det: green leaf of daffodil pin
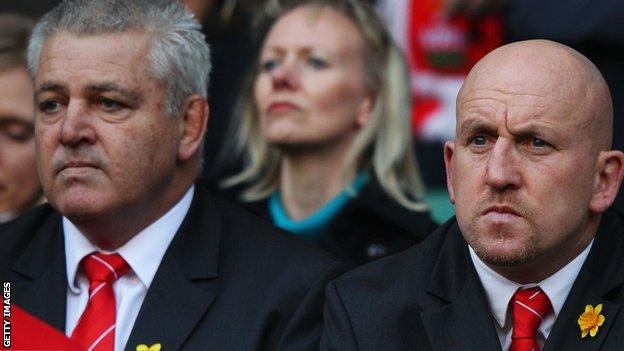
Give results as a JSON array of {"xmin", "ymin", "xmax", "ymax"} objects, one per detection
[
  {"xmin": 578, "ymin": 304, "xmax": 606, "ymax": 338},
  {"xmin": 136, "ymin": 343, "xmax": 161, "ymax": 351}
]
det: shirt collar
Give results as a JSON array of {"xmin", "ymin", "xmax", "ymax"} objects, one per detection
[
  {"xmin": 470, "ymin": 239, "xmax": 593, "ymax": 328},
  {"xmin": 64, "ymin": 186, "xmax": 195, "ymax": 293}
]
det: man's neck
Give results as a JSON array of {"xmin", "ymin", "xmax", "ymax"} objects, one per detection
[{"xmin": 70, "ymin": 183, "xmax": 194, "ymax": 250}]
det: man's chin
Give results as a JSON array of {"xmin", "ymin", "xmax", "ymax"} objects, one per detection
[
  {"xmin": 51, "ymin": 194, "xmax": 111, "ymax": 223},
  {"xmin": 472, "ymin": 239, "xmax": 536, "ymax": 267},
  {"xmin": 57, "ymin": 204, "xmax": 100, "ymax": 222}
]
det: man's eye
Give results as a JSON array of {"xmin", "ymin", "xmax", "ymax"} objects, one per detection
[
  {"xmin": 100, "ymin": 98, "xmax": 121, "ymax": 111},
  {"xmin": 532, "ymin": 138, "xmax": 547, "ymax": 147},
  {"xmin": 471, "ymin": 135, "xmax": 487, "ymax": 146},
  {"xmin": 40, "ymin": 100, "xmax": 62, "ymax": 114},
  {"xmin": 307, "ymin": 57, "xmax": 328, "ymax": 69}
]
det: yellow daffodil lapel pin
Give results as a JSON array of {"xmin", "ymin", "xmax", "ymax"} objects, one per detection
[
  {"xmin": 578, "ymin": 304, "xmax": 605, "ymax": 338},
  {"xmin": 136, "ymin": 343, "xmax": 161, "ymax": 351}
]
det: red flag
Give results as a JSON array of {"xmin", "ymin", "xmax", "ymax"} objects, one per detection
[
  {"xmin": 2, "ymin": 305, "xmax": 84, "ymax": 350},
  {"xmin": 379, "ymin": 0, "xmax": 503, "ymax": 140}
]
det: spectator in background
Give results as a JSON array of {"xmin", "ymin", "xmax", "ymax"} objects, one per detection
[
  {"xmin": 220, "ymin": 0, "xmax": 437, "ymax": 267},
  {"xmin": 377, "ymin": 0, "xmax": 503, "ymax": 223},
  {"xmin": 0, "ymin": 14, "xmax": 42, "ymax": 223},
  {"xmin": 181, "ymin": 0, "xmax": 378, "ymax": 186}
]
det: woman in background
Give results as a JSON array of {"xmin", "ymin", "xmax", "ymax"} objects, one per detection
[
  {"xmin": 221, "ymin": 0, "xmax": 437, "ymax": 267},
  {"xmin": 0, "ymin": 14, "xmax": 43, "ymax": 223}
]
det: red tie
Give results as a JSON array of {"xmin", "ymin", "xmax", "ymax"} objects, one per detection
[
  {"xmin": 71, "ymin": 253, "xmax": 130, "ymax": 351},
  {"xmin": 509, "ymin": 287, "xmax": 552, "ymax": 351}
]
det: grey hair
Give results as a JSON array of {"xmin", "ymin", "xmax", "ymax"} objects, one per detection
[
  {"xmin": 27, "ymin": 0, "xmax": 211, "ymax": 118},
  {"xmin": 221, "ymin": 0, "xmax": 428, "ymax": 211}
]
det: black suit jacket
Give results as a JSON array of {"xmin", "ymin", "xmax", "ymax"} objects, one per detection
[
  {"xmin": 240, "ymin": 177, "xmax": 437, "ymax": 268},
  {"xmin": 320, "ymin": 208, "xmax": 624, "ymax": 350},
  {"xmin": 0, "ymin": 187, "xmax": 346, "ymax": 350}
]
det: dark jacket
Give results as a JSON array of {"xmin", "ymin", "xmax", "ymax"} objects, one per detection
[
  {"xmin": 0, "ymin": 187, "xmax": 346, "ymax": 350},
  {"xmin": 320, "ymin": 208, "xmax": 624, "ymax": 350},
  {"xmin": 242, "ymin": 178, "xmax": 438, "ymax": 268}
]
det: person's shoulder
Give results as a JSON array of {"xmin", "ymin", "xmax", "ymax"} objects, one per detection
[
  {"xmin": 208, "ymin": 195, "xmax": 345, "ymax": 271},
  {"xmin": 0, "ymin": 204, "xmax": 57, "ymax": 244},
  {"xmin": 0, "ymin": 204, "xmax": 59, "ymax": 273},
  {"xmin": 320, "ymin": 219, "xmax": 455, "ymax": 336},
  {"xmin": 330, "ymin": 218, "xmax": 454, "ymax": 299},
  {"xmin": 349, "ymin": 177, "xmax": 438, "ymax": 240},
  {"xmin": 603, "ymin": 206, "xmax": 624, "ymax": 229}
]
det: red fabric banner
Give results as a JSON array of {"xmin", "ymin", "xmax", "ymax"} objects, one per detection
[{"xmin": 2, "ymin": 305, "xmax": 83, "ymax": 351}]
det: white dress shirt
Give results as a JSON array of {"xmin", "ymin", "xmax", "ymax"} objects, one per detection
[
  {"xmin": 64, "ymin": 186, "xmax": 194, "ymax": 351},
  {"xmin": 469, "ymin": 239, "xmax": 593, "ymax": 350}
]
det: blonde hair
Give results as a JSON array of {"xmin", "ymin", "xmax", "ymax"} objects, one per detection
[{"xmin": 221, "ymin": 0, "xmax": 427, "ymax": 211}]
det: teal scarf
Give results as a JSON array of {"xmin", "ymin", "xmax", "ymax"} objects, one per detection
[{"xmin": 269, "ymin": 172, "xmax": 370, "ymax": 240}]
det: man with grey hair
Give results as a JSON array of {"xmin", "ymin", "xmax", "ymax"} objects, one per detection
[{"xmin": 0, "ymin": 1, "xmax": 345, "ymax": 350}]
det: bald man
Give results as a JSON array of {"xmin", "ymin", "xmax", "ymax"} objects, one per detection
[{"xmin": 320, "ymin": 40, "xmax": 624, "ymax": 351}]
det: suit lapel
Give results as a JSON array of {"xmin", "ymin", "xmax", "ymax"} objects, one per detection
[
  {"xmin": 125, "ymin": 188, "xmax": 221, "ymax": 350},
  {"xmin": 549, "ymin": 297, "xmax": 620, "ymax": 351},
  {"xmin": 543, "ymin": 209, "xmax": 624, "ymax": 351},
  {"xmin": 421, "ymin": 222, "xmax": 502, "ymax": 351},
  {"xmin": 12, "ymin": 211, "xmax": 67, "ymax": 332}
]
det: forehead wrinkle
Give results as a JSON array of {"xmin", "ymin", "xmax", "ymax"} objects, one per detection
[
  {"xmin": 456, "ymin": 115, "xmax": 499, "ymax": 142},
  {"xmin": 505, "ymin": 97, "xmax": 548, "ymax": 126},
  {"xmin": 459, "ymin": 85, "xmax": 559, "ymax": 130}
]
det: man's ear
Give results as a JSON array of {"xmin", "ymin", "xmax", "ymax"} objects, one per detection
[
  {"xmin": 589, "ymin": 150, "xmax": 624, "ymax": 213},
  {"xmin": 444, "ymin": 141, "xmax": 456, "ymax": 204},
  {"xmin": 177, "ymin": 94, "xmax": 209, "ymax": 161}
]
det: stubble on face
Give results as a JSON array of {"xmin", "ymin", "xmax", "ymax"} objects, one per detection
[
  {"xmin": 460, "ymin": 189, "xmax": 538, "ymax": 266},
  {"xmin": 449, "ymin": 40, "xmax": 613, "ymax": 281}
]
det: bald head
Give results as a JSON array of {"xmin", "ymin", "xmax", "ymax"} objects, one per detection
[
  {"xmin": 446, "ymin": 40, "xmax": 624, "ymax": 283},
  {"xmin": 458, "ymin": 40, "xmax": 613, "ymax": 150}
]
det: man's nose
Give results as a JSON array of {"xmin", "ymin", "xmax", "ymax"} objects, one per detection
[
  {"xmin": 60, "ymin": 101, "xmax": 96, "ymax": 146},
  {"xmin": 485, "ymin": 139, "xmax": 522, "ymax": 191}
]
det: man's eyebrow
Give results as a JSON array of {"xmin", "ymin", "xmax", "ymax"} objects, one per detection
[
  {"xmin": 458, "ymin": 117, "xmax": 496, "ymax": 135},
  {"xmin": 508, "ymin": 120, "xmax": 561, "ymax": 140},
  {"xmin": 34, "ymin": 82, "xmax": 68, "ymax": 101},
  {"xmin": 86, "ymin": 83, "xmax": 143, "ymax": 103}
]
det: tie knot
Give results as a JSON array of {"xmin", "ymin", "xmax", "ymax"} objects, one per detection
[
  {"xmin": 511, "ymin": 287, "xmax": 552, "ymax": 340},
  {"xmin": 81, "ymin": 252, "xmax": 130, "ymax": 284}
]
